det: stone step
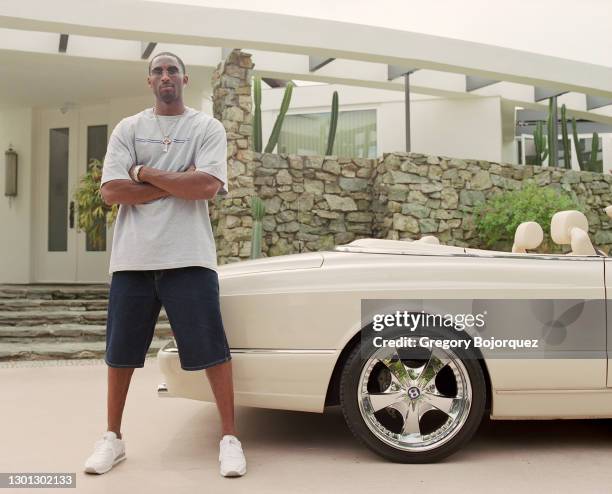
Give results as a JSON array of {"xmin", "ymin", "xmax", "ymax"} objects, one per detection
[
  {"xmin": 0, "ymin": 322, "xmax": 173, "ymax": 340},
  {"xmin": 0, "ymin": 338, "xmax": 170, "ymax": 361},
  {"xmin": 0, "ymin": 309, "xmax": 169, "ymax": 326},
  {"xmin": 0, "ymin": 298, "xmax": 109, "ymax": 312},
  {"xmin": 0, "ymin": 284, "xmax": 109, "ymax": 300}
]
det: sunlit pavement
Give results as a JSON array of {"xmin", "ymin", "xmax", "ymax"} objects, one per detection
[{"xmin": 2, "ymin": 358, "xmax": 612, "ymax": 494}]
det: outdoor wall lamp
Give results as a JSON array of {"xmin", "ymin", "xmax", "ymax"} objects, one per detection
[{"xmin": 5, "ymin": 145, "xmax": 18, "ymax": 197}]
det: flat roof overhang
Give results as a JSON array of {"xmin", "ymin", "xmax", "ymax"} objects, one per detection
[
  {"xmin": 0, "ymin": 0, "xmax": 610, "ymax": 98},
  {"xmin": 0, "ymin": 0, "xmax": 610, "ymax": 125}
]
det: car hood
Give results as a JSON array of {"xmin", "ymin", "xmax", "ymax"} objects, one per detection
[{"xmin": 218, "ymin": 252, "xmax": 324, "ymax": 277}]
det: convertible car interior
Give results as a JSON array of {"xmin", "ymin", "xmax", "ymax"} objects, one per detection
[
  {"xmin": 344, "ymin": 208, "xmax": 610, "ymax": 257},
  {"xmin": 411, "ymin": 208, "xmax": 609, "ymax": 257}
]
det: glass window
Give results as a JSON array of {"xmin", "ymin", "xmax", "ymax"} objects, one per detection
[
  {"xmin": 277, "ymin": 109, "xmax": 377, "ymax": 158},
  {"xmin": 516, "ymin": 137, "xmax": 523, "ymax": 165},
  {"xmin": 555, "ymin": 138, "xmax": 568, "ymax": 166},
  {"xmin": 523, "ymin": 136, "xmax": 538, "ymax": 166},
  {"xmin": 48, "ymin": 128, "xmax": 69, "ymax": 252},
  {"xmin": 521, "ymin": 136, "xmax": 565, "ymax": 166}
]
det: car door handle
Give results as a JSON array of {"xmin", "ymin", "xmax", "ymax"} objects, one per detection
[{"xmin": 69, "ymin": 201, "xmax": 74, "ymax": 229}]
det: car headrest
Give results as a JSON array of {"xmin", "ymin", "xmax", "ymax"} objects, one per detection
[
  {"xmin": 570, "ymin": 228, "xmax": 597, "ymax": 255},
  {"xmin": 606, "ymin": 205, "xmax": 612, "ymax": 219},
  {"xmin": 550, "ymin": 210, "xmax": 597, "ymax": 255},
  {"xmin": 550, "ymin": 210, "xmax": 589, "ymax": 245},
  {"xmin": 415, "ymin": 236, "xmax": 440, "ymax": 245},
  {"xmin": 512, "ymin": 222, "xmax": 543, "ymax": 253}
]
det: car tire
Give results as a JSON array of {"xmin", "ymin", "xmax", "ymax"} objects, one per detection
[{"xmin": 339, "ymin": 327, "xmax": 486, "ymax": 463}]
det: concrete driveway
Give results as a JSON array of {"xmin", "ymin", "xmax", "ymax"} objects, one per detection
[{"xmin": 2, "ymin": 358, "xmax": 612, "ymax": 494}]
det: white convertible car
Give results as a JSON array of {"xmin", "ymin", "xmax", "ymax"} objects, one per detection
[{"xmin": 158, "ymin": 209, "xmax": 612, "ymax": 463}]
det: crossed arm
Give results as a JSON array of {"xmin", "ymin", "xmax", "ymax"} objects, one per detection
[{"xmin": 101, "ymin": 164, "xmax": 223, "ymax": 205}]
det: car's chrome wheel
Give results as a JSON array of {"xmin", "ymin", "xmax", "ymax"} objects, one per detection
[
  {"xmin": 358, "ymin": 345, "xmax": 472, "ymax": 452},
  {"xmin": 340, "ymin": 329, "xmax": 486, "ymax": 463}
]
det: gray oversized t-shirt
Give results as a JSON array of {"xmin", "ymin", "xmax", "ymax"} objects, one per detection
[{"xmin": 100, "ymin": 106, "xmax": 227, "ymax": 274}]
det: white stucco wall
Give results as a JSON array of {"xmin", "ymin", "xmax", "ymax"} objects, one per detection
[
  {"xmin": 0, "ymin": 107, "xmax": 33, "ymax": 283},
  {"xmin": 410, "ymin": 97, "xmax": 502, "ymax": 162},
  {"xmin": 500, "ymin": 101, "xmax": 518, "ymax": 164},
  {"xmin": 261, "ymin": 84, "xmax": 504, "ymax": 162}
]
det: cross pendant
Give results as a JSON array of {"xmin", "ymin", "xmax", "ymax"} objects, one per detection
[{"xmin": 162, "ymin": 137, "xmax": 172, "ymax": 152}]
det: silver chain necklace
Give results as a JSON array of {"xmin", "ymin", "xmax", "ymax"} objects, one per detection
[{"xmin": 153, "ymin": 107, "xmax": 186, "ymax": 152}]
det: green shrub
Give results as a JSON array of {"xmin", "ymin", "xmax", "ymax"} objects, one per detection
[
  {"xmin": 73, "ymin": 159, "xmax": 118, "ymax": 250},
  {"xmin": 474, "ymin": 183, "xmax": 582, "ymax": 251}
]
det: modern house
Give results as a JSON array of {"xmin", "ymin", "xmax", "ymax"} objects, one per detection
[{"xmin": 1, "ymin": 0, "xmax": 611, "ymax": 284}]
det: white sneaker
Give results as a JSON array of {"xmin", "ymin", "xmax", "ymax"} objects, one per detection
[
  {"xmin": 219, "ymin": 435, "xmax": 246, "ymax": 477},
  {"xmin": 84, "ymin": 431, "xmax": 126, "ymax": 474}
]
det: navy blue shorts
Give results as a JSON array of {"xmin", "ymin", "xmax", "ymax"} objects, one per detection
[{"xmin": 105, "ymin": 266, "xmax": 231, "ymax": 371}]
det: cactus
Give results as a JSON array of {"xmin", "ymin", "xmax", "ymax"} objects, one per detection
[
  {"xmin": 547, "ymin": 97, "xmax": 557, "ymax": 167},
  {"xmin": 560, "ymin": 104, "xmax": 571, "ymax": 169},
  {"xmin": 264, "ymin": 82, "xmax": 294, "ymax": 153},
  {"xmin": 325, "ymin": 91, "xmax": 339, "ymax": 156},
  {"xmin": 533, "ymin": 121, "xmax": 548, "ymax": 167},
  {"xmin": 250, "ymin": 196, "xmax": 265, "ymax": 259},
  {"xmin": 588, "ymin": 132, "xmax": 602, "ymax": 173},
  {"xmin": 252, "ymin": 76, "xmax": 262, "ymax": 152},
  {"xmin": 571, "ymin": 118, "xmax": 602, "ymax": 173}
]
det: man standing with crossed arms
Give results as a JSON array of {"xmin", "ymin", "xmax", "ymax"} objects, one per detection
[{"xmin": 84, "ymin": 52, "xmax": 246, "ymax": 477}]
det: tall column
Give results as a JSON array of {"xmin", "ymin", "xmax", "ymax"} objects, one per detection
[
  {"xmin": 550, "ymin": 95, "xmax": 558, "ymax": 167},
  {"xmin": 404, "ymin": 73, "xmax": 411, "ymax": 152},
  {"xmin": 210, "ymin": 49, "xmax": 255, "ymax": 264}
]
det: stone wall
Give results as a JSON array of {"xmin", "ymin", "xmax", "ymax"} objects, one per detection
[
  {"xmin": 373, "ymin": 153, "xmax": 612, "ymax": 250},
  {"xmin": 215, "ymin": 151, "xmax": 612, "ymax": 262},
  {"xmin": 210, "ymin": 50, "xmax": 612, "ymax": 263},
  {"xmin": 253, "ymin": 154, "xmax": 376, "ymax": 257}
]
